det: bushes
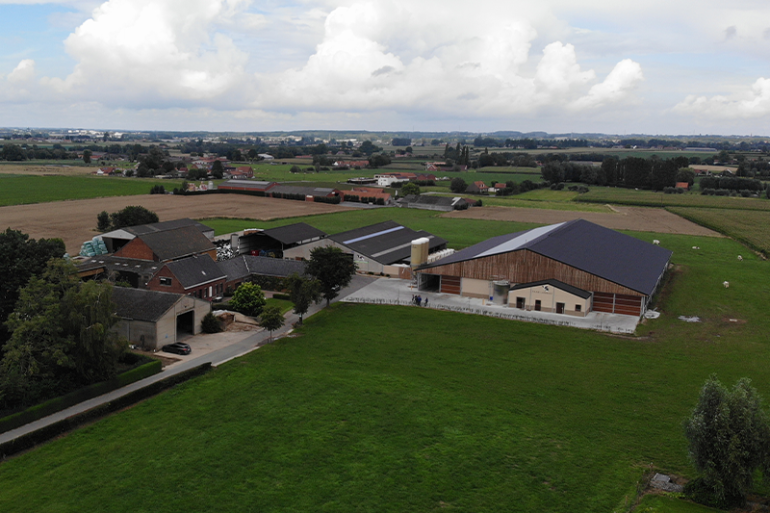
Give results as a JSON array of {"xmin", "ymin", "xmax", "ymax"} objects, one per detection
[
  {"xmin": 272, "ymin": 293, "xmax": 291, "ymax": 301},
  {"xmin": 0, "ymin": 363, "xmax": 210, "ymax": 459},
  {"xmin": 0, "ymin": 358, "xmax": 161, "ymax": 435},
  {"xmin": 149, "ymin": 184, "xmax": 166, "ymax": 194},
  {"xmin": 663, "ymin": 187, "xmax": 685, "ymax": 194},
  {"xmin": 201, "ymin": 312, "xmax": 222, "ymax": 333}
]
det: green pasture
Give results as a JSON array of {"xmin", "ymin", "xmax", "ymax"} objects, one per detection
[
  {"xmin": 577, "ymin": 187, "xmax": 770, "ymax": 211},
  {"xmin": 0, "ymin": 175, "xmax": 182, "ymax": 207},
  {"xmin": 0, "ymin": 232, "xmax": 768, "ymax": 512},
  {"xmin": 667, "ymin": 207, "xmax": 770, "ymax": 254},
  {"xmin": 634, "ymin": 495, "xmax": 722, "ymax": 513}
]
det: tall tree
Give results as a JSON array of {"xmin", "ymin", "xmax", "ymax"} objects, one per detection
[
  {"xmin": 260, "ymin": 305, "xmax": 285, "ymax": 341},
  {"xmin": 286, "ymin": 273, "xmax": 321, "ymax": 324},
  {"xmin": 108, "ymin": 205, "xmax": 159, "ymax": 230},
  {"xmin": 0, "ymin": 229, "xmax": 65, "ymax": 345},
  {"xmin": 305, "ymin": 247, "xmax": 357, "ymax": 306},
  {"xmin": 229, "ymin": 282, "xmax": 266, "ymax": 317},
  {"xmin": 684, "ymin": 375, "xmax": 770, "ymax": 508}
]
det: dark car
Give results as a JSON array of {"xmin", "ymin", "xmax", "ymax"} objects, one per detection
[{"xmin": 161, "ymin": 342, "xmax": 192, "ymax": 355}]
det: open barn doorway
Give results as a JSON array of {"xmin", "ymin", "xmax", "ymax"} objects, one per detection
[
  {"xmin": 176, "ymin": 311, "xmax": 194, "ymax": 340},
  {"xmin": 418, "ymin": 274, "xmax": 441, "ymax": 292}
]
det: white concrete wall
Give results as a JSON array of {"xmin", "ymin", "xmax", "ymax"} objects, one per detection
[
  {"xmin": 461, "ymin": 278, "xmax": 490, "ymax": 299},
  {"xmin": 508, "ymin": 284, "xmax": 590, "ymax": 317}
]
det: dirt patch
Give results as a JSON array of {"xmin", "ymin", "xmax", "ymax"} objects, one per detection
[
  {"xmin": 0, "ymin": 164, "xmax": 94, "ymax": 176},
  {"xmin": 442, "ymin": 206, "xmax": 722, "ymax": 237},
  {"xmin": 0, "ymin": 194, "xmax": 353, "ymax": 253}
]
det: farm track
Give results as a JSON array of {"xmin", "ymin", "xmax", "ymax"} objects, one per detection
[
  {"xmin": 0, "ymin": 195, "xmax": 353, "ymax": 253},
  {"xmin": 443, "ymin": 205, "xmax": 723, "ymax": 237}
]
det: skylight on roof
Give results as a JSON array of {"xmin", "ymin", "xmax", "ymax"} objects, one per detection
[
  {"xmin": 476, "ymin": 222, "xmax": 566, "ymax": 258},
  {"xmin": 343, "ymin": 226, "xmax": 404, "ymax": 245}
]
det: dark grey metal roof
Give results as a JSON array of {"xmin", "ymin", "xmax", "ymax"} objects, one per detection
[
  {"xmin": 330, "ymin": 221, "xmax": 447, "ymax": 265},
  {"xmin": 76, "ymin": 255, "xmax": 161, "ymax": 274},
  {"xmin": 112, "ymin": 287, "xmax": 183, "ymax": 322},
  {"xmin": 421, "ymin": 219, "xmax": 672, "ymax": 296},
  {"xmin": 220, "ymin": 180, "xmax": 275, "ymax": 190},
  {"xmin": 165, "ymin": 255, "xmax": 226, "ymax": 289},
  {"xmin": 127, "ymin": 218, "xmax": 213, "ymax": 236},
  {"xmin": 510, "ymin": 279, "xmax": 592, "ymax": 299},
  {"xmin": 262, "ymin": 223, "xmax": 326, "ymax": 245},
  {"xmin": 218, "ymin": 255, "xmax": 307, "ymax": 281},
  {"xmin": 269, "ymin": 185, "xmax": 337, "ymax": 197},
  {"xmin": 403, "ymin": 195, "xmax": 465, "ymax": 207},
  {"xmin": 139, "ymin": 226, "xmax": 216, "ymax": 262}
]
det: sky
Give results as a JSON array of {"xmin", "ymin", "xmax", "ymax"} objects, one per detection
[{"xmin": 1, "ymin": 0, "xmax": 770, "ymax": 135}]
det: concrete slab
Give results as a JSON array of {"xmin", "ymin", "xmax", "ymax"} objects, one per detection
[{"xmin": 341, "ymin": 277, "xmax": 639, "ymax": 334}]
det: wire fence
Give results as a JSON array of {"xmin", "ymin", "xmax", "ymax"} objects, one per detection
[{"xmin": 342, "ymin": 296, "xmax": 636, "ymax": 334}]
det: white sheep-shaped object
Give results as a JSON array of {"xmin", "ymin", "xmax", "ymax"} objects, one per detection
[
  {"xmin": 692, "ymin": 246, "xmax": 700, "ymax": 250},
  {"xmin": 723, "ymin": 281, "xmax": 730, "ymax": 288},
  {"xmin": 737, "ymin": 255, "xmax": 743, "ymax": 261},
  {"xmin": 652, "ymin": 240, "xmax": 660, "ymax": 245}
]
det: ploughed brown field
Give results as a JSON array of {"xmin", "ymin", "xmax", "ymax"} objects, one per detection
[
  {"xmin": 0, "ymin": 194, "xmax": 352, "ymax": 253},
  {"xmin": 442, "ymin": 205, "xmax": 721, "ymax": 237}
]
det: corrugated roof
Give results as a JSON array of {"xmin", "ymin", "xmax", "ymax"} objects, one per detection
[
  {"xmin": 330, "ymin": 221, "xmax": 447, "ymax": 265},
  {"xmin": 127, "ymin": 218, "xmax": 213, "ymax": 236},
  {"xmin": 220, "ymin": 180, "xmax": 275, "ymax": 190},
  {"xmin": 420, "ymin": 219, "xmax": 672, "ymax": 296},
  {"xmin": 262, "ymin": 223, "xmax": 326, "ymax": 245},
  {"xmin": 112, "ymin": 287, "xmax": 183, "ymax": 322},
  {"xmin": 165, "ymin": 255, "xmax": 226, "ymax": 289},
  {"xmin": 218, "ymin": 255, "xmax": 308, "ymax": 282},
  {"xmin": 269, "ymin": 185, "xmax": 337, "ymax": 197},
  {"xmin": 139, "ymin": 226, "xmax": 215, "ymax": 262}
]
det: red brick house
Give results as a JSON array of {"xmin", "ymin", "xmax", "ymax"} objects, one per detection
[
  {"xmin": 113, "ymin": 225, "xmax": 217, "ymax": 263},
  {"xmin": 147, "ymin": 255, "xmax": 227, "ymax": 300}
]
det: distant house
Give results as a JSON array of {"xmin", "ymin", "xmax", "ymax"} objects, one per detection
[
  {"xmin": 488, "ymin": 183, "xmax": 507, "ymax": 193},
  {"xmin": 229, "ymin": 166, "xmax": 254, "ymax": 179},
  {"xmin": 675, "ymin": 182, "xmax": 690, "ymax": 190},
  {"xmin": 113, "ymin": 225, "xmax": 217, "ymax": 263},
  {"xmin": 344, "ymin": 187, "xmax": 392, "ymax": 204},
  {"xmin": 268, "ymin": 185, "xmax": 341, "ymax": 201},
  {"xmin": 466, "ymin": 181, "xmax": 489, "ymax": 194},
  {"xmin": 258, "ymin": 154, "xmax": 274, "ymax": 160}
]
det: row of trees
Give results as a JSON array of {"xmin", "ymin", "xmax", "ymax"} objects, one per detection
[
  {"xmin": 97, "ymin": 206, "xmax": 159, "ymax": 232},
  {"xmin": 540, "ymin": 156, "xmax": 694, "ymax": 190}
]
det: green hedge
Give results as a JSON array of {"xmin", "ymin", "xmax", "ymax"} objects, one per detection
[
  {"xmin": 271, "ymin": 293, "xmax": 291, "ymax": 301},
  {"xmin": 0, "ymin": 363, "xmax": 211, "ymax": 459},
  {"xmin": 0, "ymin": 359, "xmax": 162, "ymax": 435}
]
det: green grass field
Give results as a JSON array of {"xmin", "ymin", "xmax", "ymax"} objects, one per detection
[
  {"xmin": 667, "ymin": 207, "xmax": 770, "ymax": 254},
  {"xmin": 0, "ymin": 175, "xmax": 182, "ymax": 207},
  {"xmin": 577, "ymin": 187, "xmax": 770, "ymax": 211},
  {"xmin": 0, "ymin": 231, "xmax": 767, "ymax": 512}
]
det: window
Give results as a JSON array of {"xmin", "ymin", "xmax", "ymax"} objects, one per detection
[
  {"xmin": 159, "ymin": 277, "xmax": 172, "ymax": 286},
  {"xmin": 575, "ymin": 304, "xmax": 582, "ymax": 312}
]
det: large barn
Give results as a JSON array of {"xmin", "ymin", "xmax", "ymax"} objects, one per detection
[{"xmin": 415, "ymin": 219, "xmax": 672, "ymax": 317}]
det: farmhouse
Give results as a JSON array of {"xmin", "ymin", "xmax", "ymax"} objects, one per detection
[
  {"xmin": 416, "ymin": 219, "xmax": 672, "ymax": 317},
  {"xmin": 465, "ymin": 181, "xmax": 489, "ymax": 194},
  {"xmin": 113, "ymin": 225, "xmax": 217, "ymax": 263},
  {"xmin": 284, "ymin": 220, "xmax": 447, "ymax": 274},
  {"xmin": 111, "ymin": 288, "xmax": 211, "ymax": 351},
  {"xmin": 146, "ymin": 255, "xmax": 227, "ymax": 300}
]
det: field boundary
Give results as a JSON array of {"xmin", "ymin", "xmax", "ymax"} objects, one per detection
[{"xmin": 0, "ymin": 363, "xmax": 211, "ymax": 460}]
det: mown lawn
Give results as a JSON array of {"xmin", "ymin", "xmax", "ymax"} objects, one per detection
[
  {"xmin": 667, "ymin": 207, "xmax": 770, "ymax": 255},
  {"xmin": 0, "ymin": 175, "xmax": 182, "ymax": 207},
  {"xmin": 577, "ymin": 187, "xmax": 770, "ymax": 211},
  {"xmin": 0, "ymin": 230, "xmax": 767, "ymax": 512}
]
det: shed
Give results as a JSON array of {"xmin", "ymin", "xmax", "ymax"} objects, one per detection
[{"xmin": 112, "ymin": 288, "xmax": 211, "ymax": 350}]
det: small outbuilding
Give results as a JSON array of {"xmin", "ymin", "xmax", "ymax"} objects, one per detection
[{"xmin": 111, "ymin": 287, "xmax": 211, "ymax": 350}]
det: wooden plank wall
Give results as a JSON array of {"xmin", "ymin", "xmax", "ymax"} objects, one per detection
[
  {"xmin": 422, "ymin": 250, "xmax": 643, "ymax": 298},
  {"xmin": 440, "ymin": 276, "xmax": 461, "ymax": 295},
  {"xmin": 593, "ymin": 292, "xmax": 643, "ymax": 316}
]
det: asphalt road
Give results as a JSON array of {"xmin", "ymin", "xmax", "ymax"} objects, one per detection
[{"xmin": 0, "ymin": 275, "xmax": 376, "ymax": 445}]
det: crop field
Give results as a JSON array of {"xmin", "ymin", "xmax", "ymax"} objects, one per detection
[
  {"xmin": 0, "ymin": 175, "xmax": 181, "ymax": 207},
  {"xmin": 0, "ymin": 163, "xmax": 95, "ymax": 176},
  {"xmin": 667, "ymin": 207, "xmax": 770, "ymax": 254},
  {"xmin": 577, "ymin": 187, "xmax": 770, "ymax": 211},
  {"xmin": 0, "ymin": 232, "xmax": 767, "ymax": 512}
]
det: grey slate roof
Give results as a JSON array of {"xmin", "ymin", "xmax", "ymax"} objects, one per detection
[
  {"xmin": 126, "ymin": 218, "xmax": 213, "ymax": 236},
  {"xmin": 112, "ymin": 287, "xmax": 183, "ymax": 322},
  {"xmin": 165, "ymin": 255, "xmax": 226, "ymax": 289},
  {"xmin": 510, "ymin": 279, "xmax": 592, "ymax": 299},
  {"xmin": 330, "ymin": 221, "xmax": 447, "ymax": 265},
  {"xmin": 76, "ymin": 255, "xmax": 161, "ymax": 274},
  {"xmin": 420, "ymin": 219, "xmax": 672, "ymax": 296},
  {"xmin": 262, "ymin": 223, "xmax": 326, "ymax": 245},
  {"xmin": 219, "ymin": 255, "xmax": 308, "ymax": 281},
  {"xmin": 139, "ymin": 225, "xmax": 215, "ymax": 262}
]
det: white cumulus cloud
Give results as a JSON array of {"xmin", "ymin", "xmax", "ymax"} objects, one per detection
[{"xmin": 674, "ymin": 77, "xmax": 770, "ymax": 118}]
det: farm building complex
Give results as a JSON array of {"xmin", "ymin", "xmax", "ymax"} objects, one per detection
[{"xmin": 416, "ymin": 219, "xmax": 672, "ymax": 317}]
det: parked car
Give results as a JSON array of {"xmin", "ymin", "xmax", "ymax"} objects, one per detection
[{"xmin": 161, "ymin": 342, "xmax": 192, "ymax": 355}]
